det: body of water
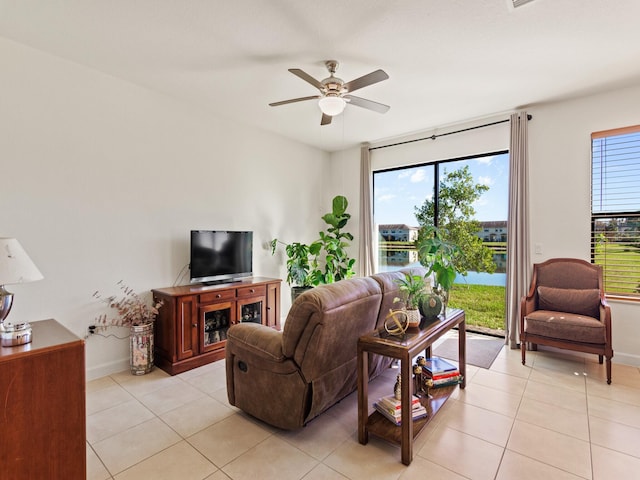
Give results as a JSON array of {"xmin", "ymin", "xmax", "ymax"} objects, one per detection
[
  {"xmin": 380, "ymin": 262, "xmax": 507, "ymax": 287},
  {"xmin": 456, "ymin": 271, "xmax": 506, "ymax": 286}
]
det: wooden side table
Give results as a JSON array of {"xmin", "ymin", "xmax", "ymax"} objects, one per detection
[
  {"xmin": 0, "ymin": 319, "xmax": 86, "ymax": 479},
  {"xmin": 357, "ymin": 309, "xmax": 466, "ymax": 465}
]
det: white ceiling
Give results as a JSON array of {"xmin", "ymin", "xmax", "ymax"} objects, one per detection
[{"xmin": 2, "ymin": 0, "xmax": 640, "ymax": 152}]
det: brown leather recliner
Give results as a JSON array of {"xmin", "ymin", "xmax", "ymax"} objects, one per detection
[
  {"xmin": 225, "ymin": 268, "xmax": 429, "ymax": 429},
  {"xmin": 520, "ymin": 258, "xmax": 613, "ymax": 383},
  {"xmin": 225, "ymin": 276, "xmax": 383, "ymax": 429}
]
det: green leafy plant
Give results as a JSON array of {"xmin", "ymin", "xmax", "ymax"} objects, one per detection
[
  {"xmin": 308, "ymin": 195, "xmax": 356, "ymax": 285},
  {"xmin": 269, "ymin": 239, "xmax": 312, "ymax": 287},
  {"xmin": 393, "ymin": 271, "xmax": 428, "ymax": 310},
  {"xmin": 416, "ymin": 226, "xmax": 462, "ymax": 295}
]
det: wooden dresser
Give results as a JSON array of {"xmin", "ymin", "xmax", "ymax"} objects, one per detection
[{"xmin": 0, "ymin": 319, "xmax": 86, "ymax": 479}]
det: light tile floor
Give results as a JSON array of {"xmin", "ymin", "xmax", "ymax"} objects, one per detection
[{"xmin": 87, "ymin": 336, "xmax": 640, "ymax": 480}]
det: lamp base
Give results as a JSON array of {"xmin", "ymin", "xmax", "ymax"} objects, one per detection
[{"xmin": 1, "ymin": 322, "xmax": 32, "ymax": 347}]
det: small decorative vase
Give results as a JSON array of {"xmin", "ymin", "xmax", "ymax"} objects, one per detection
[
  {"xmin": 405, "ymin": 308, "xmax": 421, "ymax": 329},
  {"xmin": 419, "ymin": 293, "xmax": 443, "ymax": 320},
  {"xmin": 440, "ymin": 290, "xmax": 449, "ymax": 317},
  {"xmin": 394, "ymin": 374, "xmax": 402, "ymax": 400},
  {"xmin": 130, "ymin": 322, "xmax": 154, "ymax": 375}
]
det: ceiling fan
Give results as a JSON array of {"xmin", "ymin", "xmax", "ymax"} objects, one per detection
[{"xmin": 269, "ymin": 60, "xmax": 390, "ymax": 125}]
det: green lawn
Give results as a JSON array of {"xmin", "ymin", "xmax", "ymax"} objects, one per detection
[
  {"xmin": 594, "ymin": 241, "xmax": 640, "ymax": 294},
  {"xmin": 448, "ymin": 283, "xmax": 506, "ymax": 332}
]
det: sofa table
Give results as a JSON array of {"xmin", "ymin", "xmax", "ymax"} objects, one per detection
[{"xmin": 357, "ymin": 308, "xmax": 466, "ymax": 465}]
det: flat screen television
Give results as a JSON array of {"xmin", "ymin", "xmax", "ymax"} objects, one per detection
[{"xmin": 190, "ymin": 230, "xmax": 253, "ymax": 284}]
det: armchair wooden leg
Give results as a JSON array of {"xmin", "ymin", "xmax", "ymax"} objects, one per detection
[
  {"xmin": 598, "ymin": 354, "xmax": 603, "ymax": 364},
  {"xmin": 521, "ymin": 341, "xmax": 526, "ymax": 365},
  {"xmin": 606, "ymin": 356, "xmax": 612, "ymax": 385}
]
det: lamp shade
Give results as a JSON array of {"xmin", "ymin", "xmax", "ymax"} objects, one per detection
[
  {"xmin": 0, "ymin": 238, "xmax": 44, "ymax": 285},
  {"xmin": 318, "ymin": 96, "xmax": 346, "ymax": 116}
]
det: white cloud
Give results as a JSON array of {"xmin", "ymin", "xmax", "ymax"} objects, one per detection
[
  {"xmin": 410, "ymin": 169, "xmax": 426, "ymax": 183},
  {"xmin": 377, "ymin": 193, "xmax": 396, "ymax": 202},
  {"xmin": 478, "ymin": 175, "xmax": 494, "ymax": 186}
]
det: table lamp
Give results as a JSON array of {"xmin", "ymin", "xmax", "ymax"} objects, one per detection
[{"xmin": 0, "ymin": 238, "xmax": 44, "ymax": 347}]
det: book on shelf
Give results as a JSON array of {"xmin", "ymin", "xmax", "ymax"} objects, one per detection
[
  {"xmin": 423, "ymin": 357, "xmax": 458, "ymax": 375},
  {"xmin": 377, "ymin": 394, "xmax": 421, "ymax": 412},
  {"xmin": 374, "ymin": 402, "xmax": 428, "ymax": 425},
  {"xmin": 430, "ymin": 375, "xmax": 463, "ymax": 388},
  {"xmin": 430, "ymin": 370, "xmax": 461, "ymax": 381}
]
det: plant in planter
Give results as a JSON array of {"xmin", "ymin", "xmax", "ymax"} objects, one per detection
[
  {"xmin": 416, "ymin": 226, "xmax": 462, "ymax": 314},
  {"xmin": 270, "ymin": 195, "xmax": 356, "ymax": 299},
  {"xmin": 308, "ymin": 195, "xmax": 356, "ymax": 285},
  {"xmin": 393, "ymin": 271, "xmax": 428, "ymax": 329},
  {"xmin": 93, "ymin": 280, "xmax": 162, "ymax": 375},
  {"xmin": 269, "ymin": 239, "xmax": 313, "ymax": 301}
]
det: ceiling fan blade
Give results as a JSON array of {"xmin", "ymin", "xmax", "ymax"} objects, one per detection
[
  {"xmin": 269, "ymin": 95, "xmax": 320, "ymax": 107},
  {"xmin": 321, "ymin": 113, "xmax": 332, "ymax": 126},
  {"xmin": 289, "ymin": 68, "xmax": 324, "ymax": 90},
  {"xmin": 343, "ymin": 69, "xmax": 389, "ymax": 93},
  {"xmin": 344, "ymin": 95, "xmax": 390, "ymax": 114}
]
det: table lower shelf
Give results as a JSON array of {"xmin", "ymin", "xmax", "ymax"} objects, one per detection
[{"xmin": 366, "ymin": 383, "xmax": 458, "ymax": 444}]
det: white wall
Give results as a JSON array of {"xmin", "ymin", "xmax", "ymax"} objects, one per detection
[
  {"xmin": 332, "ymin": 85, "xmax": 640, "ymax": 366},
  {"xmin": 527, "ymin": 84, "xmax": 640, "ymax": 366},
  {"xmin": 1, "ymin": 38, "xmax": 329, "ymax": 379}
]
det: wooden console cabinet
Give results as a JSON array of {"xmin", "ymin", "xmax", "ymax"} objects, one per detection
[
  {"xmin": 152, "ymin": 277, "xmax": 281, "ymax": 375},
  {"xmin": 0, "ymin": 319, "xmax": 86, "ymax": 479}
]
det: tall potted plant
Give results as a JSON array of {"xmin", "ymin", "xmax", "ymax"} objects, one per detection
[
  {"xmin": 93, "ymin": 281, "xmax": 163, "ymax": 375},
  {"xmin": 308, "ymin": 195, "xmax": 356, "ymax": 285},
  {"xmin": 271, "ymin": 195, "xmax": 356, "ymax": 300}
]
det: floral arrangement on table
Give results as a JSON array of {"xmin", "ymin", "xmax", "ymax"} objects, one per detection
[{"xmin": 93, "ymin": 280, "xmax": 163, "ymax": 329}]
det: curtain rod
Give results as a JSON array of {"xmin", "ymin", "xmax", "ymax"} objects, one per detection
[{"xmin": 369, "ymin": 114, "xmax": 533, "ymax": 151}]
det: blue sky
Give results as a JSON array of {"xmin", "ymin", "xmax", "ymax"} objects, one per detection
[{"xmin": 373, "ymin": 153, "xmax": 509, "ymax": 226}]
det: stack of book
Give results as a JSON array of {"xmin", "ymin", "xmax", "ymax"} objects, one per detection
[
  {"xmin": 423, "ymin": 357, "xmax": 463, "ymax": 388},
  {"xmin": 374, "ymin": 394, "xmax": 427, "ymax": 425}
]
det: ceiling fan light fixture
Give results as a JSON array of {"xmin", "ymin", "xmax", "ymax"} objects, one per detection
[{"xmin": 318, "ymin": 96, "xmax": 346, "ymax": 116}]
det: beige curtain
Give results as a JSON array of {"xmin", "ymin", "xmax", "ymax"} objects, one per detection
[
  {"xmin": 506, "ymin": 112, "xmax": 531, "ymax": 348},
  {"xmin": 359, "ymin": 143, "xmax": 375, "ymax": 276}
]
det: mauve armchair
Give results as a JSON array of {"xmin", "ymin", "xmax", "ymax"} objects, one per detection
[{"xmin": 520, "ymin": 258, "xmax": 613, "ymax": 384}]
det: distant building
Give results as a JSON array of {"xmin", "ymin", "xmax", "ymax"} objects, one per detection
[
  {"xmin": 378, "ymin": 224, "xmax": 419, "ymax": 265},
  {"xmin": 478, "ymin": 221, "xmax": 507, "ymax": 242},
  {"xmin": 378, "ymin": 224, "xmax": 419, "ymax": 242}
]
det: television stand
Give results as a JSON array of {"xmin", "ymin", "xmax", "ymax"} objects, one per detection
[
  {"xmin": 152, "ymin": 277, "xmax": 281, "ymax": 375},
  {"xmin": 201, "ymin": 279, "xmax": 242, "ymax": 286}
]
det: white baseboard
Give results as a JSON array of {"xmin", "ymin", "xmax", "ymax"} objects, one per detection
[
  {"xmin": 613, "ymin": 352, "xmax": 640, "ymax": 367},
  {"xmin": 86, "ymin": 358, "xmax": 129, "ymax": 381}
]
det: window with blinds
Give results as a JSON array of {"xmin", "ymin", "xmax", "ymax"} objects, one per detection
[{"xmin": 591, "ymin": 125, "xmax": 640, "ymax": 297}]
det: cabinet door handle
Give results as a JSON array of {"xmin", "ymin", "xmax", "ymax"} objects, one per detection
[
  {"xmin": 249, "ymin": 289, "xmax": 255, "ymax": 293},
  {"xmin": 192, "ymin": 324, "xmax": 197, "ymax": 328},
  {"xmin": 216, "ymin": 294, "xmax": 222, "ymax": 298}
]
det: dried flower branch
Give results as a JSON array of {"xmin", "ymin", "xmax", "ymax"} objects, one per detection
[{"xmin": 93, "ymin": 280, "xmax": 163, "ymax": 329}]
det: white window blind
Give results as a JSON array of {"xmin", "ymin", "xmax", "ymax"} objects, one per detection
[{"xmin": 591, "ymin": 125, "xmax": 640, "ymax": 296}]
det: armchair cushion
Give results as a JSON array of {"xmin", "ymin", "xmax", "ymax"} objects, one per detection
[
  {"xmin": 537, "ymin": 286, "xmax": 601, "ymax": 319},
  {"xmin": 524, "ymin": 310, "xmax": 605, "ymax": 344}
]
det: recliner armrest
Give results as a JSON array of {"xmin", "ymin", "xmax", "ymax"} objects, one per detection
[{"xmin": 226, "ymin": 322, "xmax": 285, "ymax": 362}]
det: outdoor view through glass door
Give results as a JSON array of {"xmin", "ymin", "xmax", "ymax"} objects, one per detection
[{"xmin": 373, "ymin": 152, "xmax": 509, "ymax": 334}]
